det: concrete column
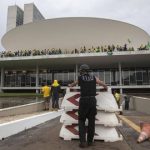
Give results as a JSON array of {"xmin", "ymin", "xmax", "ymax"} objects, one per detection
[
  {"xmin": 118, "ymin": 63, "xmax": 122, "ymax": 94},
  {"xmin": 75, "ymin": 64, "xmax": 78, "ymax": 81},
  {"xmin": 0, "ymin": 68, "xmax": 4, "ymax": 92},
  {"xmin": 36, "ymin": 65, "xmax": 39, "ymax": 94}
]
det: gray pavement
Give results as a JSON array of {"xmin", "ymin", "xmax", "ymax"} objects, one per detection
[
  {"xmin": 0, "ymin": 111, "xmax": 150, "ymax": 150},
  {"xmin": 0, "ymin": 117, "xmax": 130, "ymax": 150}
]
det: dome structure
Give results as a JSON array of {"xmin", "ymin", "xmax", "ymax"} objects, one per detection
[{"xmin": 2, "ymin": 17, "xmax": 150, "ymax": 51}]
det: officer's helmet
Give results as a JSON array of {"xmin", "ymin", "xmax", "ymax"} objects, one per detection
[{"xmin": 79, "ymin": 64, "xmax": 90, "ymax": 72}]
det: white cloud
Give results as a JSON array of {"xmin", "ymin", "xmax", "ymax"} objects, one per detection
[{"xmin": 0, "ymin": 0, "xmax": 150, "ymax": 51}]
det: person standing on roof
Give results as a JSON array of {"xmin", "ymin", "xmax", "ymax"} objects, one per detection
[{"xmin": 68, "ymin": 64, "xmax": 108, "ymax": 148}]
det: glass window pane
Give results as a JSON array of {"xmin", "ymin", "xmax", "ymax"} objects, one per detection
[
  {"xmin": 99, "ymin": 70, "xmax": 104, "ymax": 81},
  {"xmin": 122, "ymin": 70, "xmax": 129, "ymax": 85},
  {"xmin": 130, "ymin": 69, "xmax": 136, "ymax": 85},
  {"xmin": 92, "ymin": 70, "xmax": 99, "ymax": 78},
  {"xmin": 68, "ymin": 71, "xmax": 75, "ymax": 83},
  {"xmin": 136, "ymin": 70, "xmax": 143, "ymax": 81},
  {"xmin": 105, "ymin": 70, "xmax": 111, "ymax": 85},
  {"xmin": 143, "ymin": 70, "xmax": 149, "ymax": 85},
  {"xmin": 111, "ymin": 69, "xmax": 118, "ymax": 86},
  {"xmin": 47, "ymin": 73, "xmax": 52, "ymax": 85}
]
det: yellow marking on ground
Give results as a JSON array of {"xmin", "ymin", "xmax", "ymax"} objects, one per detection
[{"xmin": 118, "ymin": 115, "xmax": 141, "ymax": 133}]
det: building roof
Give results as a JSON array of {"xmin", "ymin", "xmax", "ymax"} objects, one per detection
[
  {"xmin": 2, "ymin": 17, "xmax": 150, "ymax": 51},
  {"xmin": 0, "ymin": 51, "xmax": 150, "ymax": 69}
]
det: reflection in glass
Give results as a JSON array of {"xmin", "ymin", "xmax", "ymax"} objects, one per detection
[
  {"xmin": 105, "ymin": 70, "xmax": 111, "ymax": 85},
  {"xmin": 99, "ymin": 70, "xmax": 104, "ymax": 81},
  {"xmin": 143, "ymin": 70, "xmax": 149, "ymax": 85},
  {"xmin": 122, "ymin": 70, "xmax": 129, "ymax": 85},
  {"xmin": 111, "ymin": 69, "xmax": 119, "ymax": 85},
  {"xmin": 3, "ymin": 68, "xmax": 150, "ymax": 87},
  {"xmin": 130, "ymin": 69, "xmax": 136, "ymax": 85}
]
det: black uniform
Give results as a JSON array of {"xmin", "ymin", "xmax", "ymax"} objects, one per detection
[
  {"xmin": 78, "ymin": 73, "xmax": 97, "ymax": 144},
  {"xmin": 124, "ymin": 95, "xmax": 130, "ymax": 110},
  {"xmin": 51, "ymin": 85, "xmax": 60, "ymax": 109}
]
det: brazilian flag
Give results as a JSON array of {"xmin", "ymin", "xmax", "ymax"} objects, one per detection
[
  {"xmin": 127, "ymin": 38, "xmax": 131, "ymax": 43},
  {"xmin": 147, "ymin": 41, "xmax": 150, "ymax": 49}
]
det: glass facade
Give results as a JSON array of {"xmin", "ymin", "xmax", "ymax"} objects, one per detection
[
  {"xmin": 53, "ymin": 70, "xmax": 75, "ymax": 86},
  {"xmin": 4, "ymin": 69, "xmax": 75, "ymax": 87},
  {"xmin": 16, "ymin": 7, "xmax": 23, "ymax": 27},
  {"xmin": 91, "ymin": 69, "xmax": 119, "ymax": 86},
  {"xmin": 0, "ymin": 72, "xmax": 1, "ymax": 86},
  {"xmin": 33, "ymin": 4, "xmax": 44, "ymax": 21},
  {"xmin": 122, "ymin": 68, "xmax": 150, "ymax": 85},
  {"xmin": 38, "ymin": 69, "xmax": 75, "ymax": 86},
  {"xmin": 39, "ymin": 70, "xmax": 52, "ymax": 86},
  {"xmin": 4, "ymin": 70, "xmax": 36, "ymax": 87},
  {"xmin": 2, "ymin": 67, "xmax": 150, "ymax": 87}
]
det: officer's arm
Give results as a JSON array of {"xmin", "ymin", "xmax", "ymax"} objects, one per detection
[
  {"xmin": 68, "ymin": 81, "xmax": 78, "ymax": 87},
  {"xmin": 95, "ymin": 77, "xmax": 108, "ymax": 91}
]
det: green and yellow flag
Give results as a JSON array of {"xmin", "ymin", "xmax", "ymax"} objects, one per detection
[{"xmin": 127, "ymin": 38, "xmax": 131, "ymax": 43}]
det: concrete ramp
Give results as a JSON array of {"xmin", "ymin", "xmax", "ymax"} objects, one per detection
[{"xmin": 0, "ymin": 110, "xmax": 63, "ymax": 140}]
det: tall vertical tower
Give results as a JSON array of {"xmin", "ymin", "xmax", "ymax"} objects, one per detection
[
  {"xmin": 6, "ymin": 3, "xmax": 45, "ymax": 32},
  {"xmin": 6, "ymin": 5, "xmax": 24, "ymax": 31},
  {"xmin": 23, "ymin": 3, "xmax": 45, "ymax": 24}
]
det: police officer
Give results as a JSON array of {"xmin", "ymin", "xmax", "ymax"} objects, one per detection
[{"xmin": 68, "ymin": 64, "xmax": 108, "ymax": 148}]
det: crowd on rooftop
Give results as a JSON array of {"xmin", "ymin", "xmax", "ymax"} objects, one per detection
[{"xmin": 0, "ymin": 44, "xmax": 149, "ymax": 58}]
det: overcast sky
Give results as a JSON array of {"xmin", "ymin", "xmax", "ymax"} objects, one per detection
[{"xmin": 0, "ymin": 0, "xmax": 150, "ymax": 51}]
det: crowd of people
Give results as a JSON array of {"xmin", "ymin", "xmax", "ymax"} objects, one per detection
[
  {"xmin": 0, "ymin": 44, "xmax": 149, "ymax": 58},
  {"xmin": 138, "ymin": 44, "xmax": 150, "ymax": 50}
]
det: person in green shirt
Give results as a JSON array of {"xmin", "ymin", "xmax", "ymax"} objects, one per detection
[{"xmin": 114, "ymin": 90, "xmax": 121, "ymax": 108}]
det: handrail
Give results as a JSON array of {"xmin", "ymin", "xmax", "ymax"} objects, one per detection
[
  {"xmin": 0, "ymin": 50, "xmax": 150, "ymax": 62},
  {"xmin": 0, "ymin": 49, "xmax": 150, "ymax": 60}
]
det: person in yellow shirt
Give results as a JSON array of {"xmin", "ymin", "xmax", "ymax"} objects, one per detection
[
  {"xmin": 114, "ymin": 90, "xmax": 120, "ymax": 108},
  {"xmin": 41, "ymin": 84, "xmax": 51, "ymax": 110}
]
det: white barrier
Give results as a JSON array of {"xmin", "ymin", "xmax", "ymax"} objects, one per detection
[
  {"xmin": 0, "ymin": 110, "xmax": 63, "ymax": 140},
  {"xmin": 59, "ymin": 87, "xmax": 123, "ymax": 142},
  {"xmin": 61, "ymin": 91, "xmax": 122, "ymax": 112},
  {"xmin": 96, "ymin": 92, "xmax": 122, "ymax": 112},
  {"xmin": 60, "ymin": 110, "xmax": 122, "ymax": 126},
  {"xmin": 59, "ymin": 124, "xmax": 123, "ymax": 142},
  {"xmin": 61, "ymin": 92, "xmax": 79, "ymax": 110}
]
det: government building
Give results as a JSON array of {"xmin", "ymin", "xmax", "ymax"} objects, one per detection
[{"xmin": 0, "ymin": 3, "xmax": 150, "ymax": 94}]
